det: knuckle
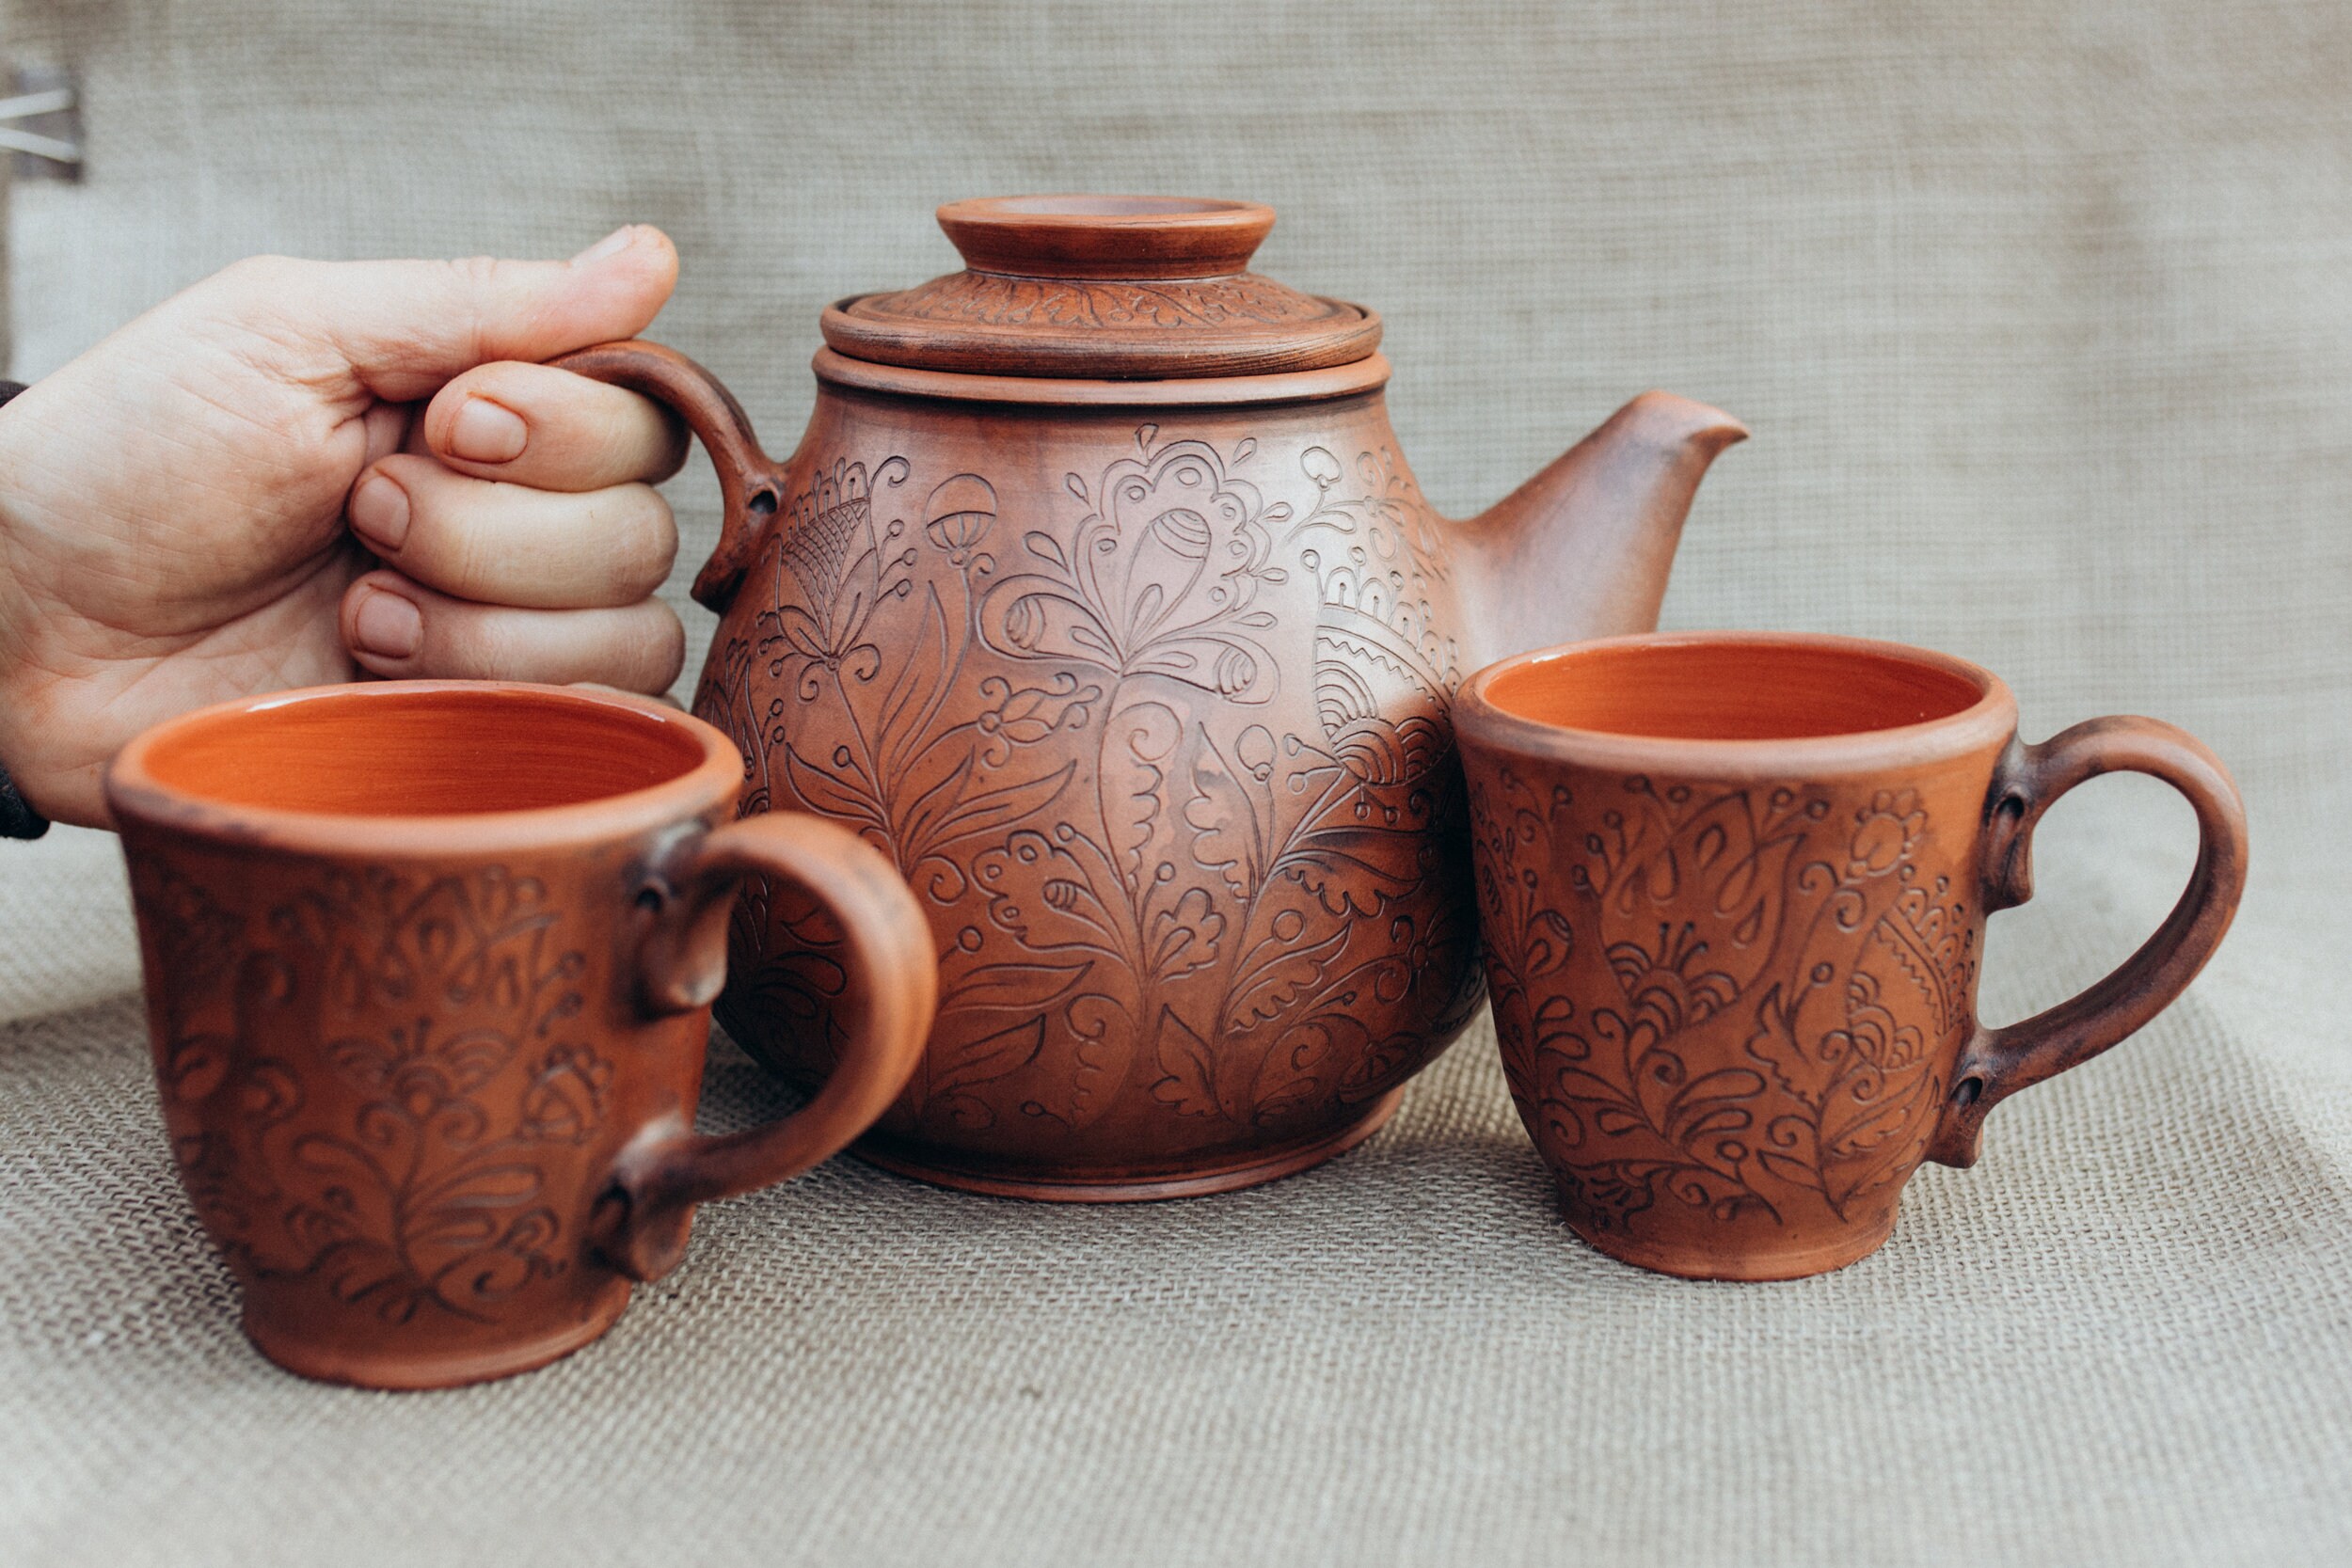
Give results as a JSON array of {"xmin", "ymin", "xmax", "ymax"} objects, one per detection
[
  {"xmin": 642, "ymin": 401, "xmax": 692, "ymax": 480},
  {"xmin": 573, "ymin": 380, "xmax": 687, "ymax": 483},
  {"xmin": 640, "ymin": 604, "xmax": 687, "ymax": 690},
  {"xmin": 443, "ymin": 528, "xmax": 500, "ymax": 599},
  {"xmin": 391, "ymin": 467, "xmax": 511, "ymax": 599},
  {"xmin": 390, "ymin": 524, "xmax": 477, "ymax": 606},
  {"xmin": 439, "ymin": 256, "xmax": 515, "ymax": 361},
  {"xmin": 580, "ymin": 384, "xmax": 676, "ymax": 477},
  {"xmin": 445, "ymin": 254, "xmax": 507, "ymax": 291},
  {"xmin": 575, "ymin": 487, "xmax": 675, "ymax": 600},
  {"xmin": 442, "ymin": 602, "xmax": 517, "ymax": 677},
  {"xmin": 619, "ymin": 486, "xmax": 681, "ymax": 575}
]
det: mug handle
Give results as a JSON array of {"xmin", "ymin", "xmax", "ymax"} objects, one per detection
[
  {"xmin": 592, "ymin": 813, "xmax": 937, "ymax": 1281},
  {"xmin": 1928, "ymin": 716, "xmax": 2249, "ymax": 1167},
  {"xmin": 549, "ymin": 340, "xmax": 781, "ymax": 613}
]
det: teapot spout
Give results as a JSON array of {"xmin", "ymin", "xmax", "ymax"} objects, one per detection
[{"xmin": 1452, "ymin": 391, "xmax": 1747, "ymax": 673}]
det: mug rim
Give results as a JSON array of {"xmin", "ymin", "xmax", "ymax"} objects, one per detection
[
  {"xmin": 105, "ymin": 680, "xmax": 744, "ymax": 856},
  {"xmin": 1454, "ymin": 631, "xmax": 2019, "ymax": 777}
]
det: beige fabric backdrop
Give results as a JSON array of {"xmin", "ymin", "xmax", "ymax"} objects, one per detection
[{"xmin": 3, "ymin": 2, "xmax": 2348, "ymax": 1563}]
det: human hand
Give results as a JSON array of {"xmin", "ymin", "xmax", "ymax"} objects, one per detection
[{"xmin": 0, "ymin": 225, "xmax": 691, "ymax": 828}]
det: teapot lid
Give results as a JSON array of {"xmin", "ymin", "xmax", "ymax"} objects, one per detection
[{"xmin": 819, "ymin": 196, "xmax": 1382, "ymax": 380}]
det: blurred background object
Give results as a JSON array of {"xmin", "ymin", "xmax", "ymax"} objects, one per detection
[{"xmin": 0, "ymin": 61, "xmax": 79, "ymax": 181}]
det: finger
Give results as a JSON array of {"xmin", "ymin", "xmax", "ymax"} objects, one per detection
[
  {"xmin": 360, "ymin": 401, "xmax": 414, "ymax": 469},
  {"xmin": 199, "ymin": 224, "xmax": 678, "ymax": 407},
  {"xmin": 420, "ymin": 361, "xmax": 688, "ymax": 490},
  {"xmin": 346, "ymin": 454, "xmax": 676, "ymax": 609},
  {"xmin": 573, "ymin": 681, "xmax": 683, "ymax": 711},
  {"xmin": 342, "ymin": 571, "xmax": 685, "ymax": 693}
]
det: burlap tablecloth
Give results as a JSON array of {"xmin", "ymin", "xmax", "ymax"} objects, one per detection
[{"xmin": 4, "ymin": 3, "xmax": 2348, "ymax": 1562}]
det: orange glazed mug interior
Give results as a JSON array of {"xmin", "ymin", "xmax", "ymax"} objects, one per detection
[
  {"xmin": 1454, "ymin": 632, "xmax": 2249, "ymax": 1281},
  {"xmin": 128, "ymin": 683, "xmax": 714, "ymax": 816},
  {"xmin": 107, "ymin": 681, "xmax": 936, "ymax": 1388},
  {"xmin": 1479, "ymin": 637, "xmax": 1990, "ymax": 741}
]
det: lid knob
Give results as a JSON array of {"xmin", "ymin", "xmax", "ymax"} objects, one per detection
[{"xmin": 936, "ymin": 196, "xmax": 1276, "ymax": 281}]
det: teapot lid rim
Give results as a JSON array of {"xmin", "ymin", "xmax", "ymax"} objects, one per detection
[
  {"xmin": 818, "ymin": 195, "xmax": 1386, "ymax": 380},
  {"xmin": 810, "ymin": 345, "xmax": 1393, "ymax": 406},
  {"xmin": 821, "ymin": 290, "xmax": 1383, "ymax": 380}
]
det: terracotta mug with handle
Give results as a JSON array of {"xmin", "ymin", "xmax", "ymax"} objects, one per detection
[
  {"xmin": 107, "ymin": 681, "xmax": 937, "ymax": 1387},
  {"xmin": 1455, "ymin": 632, "xmax": 2249, "ymax": 1280}
]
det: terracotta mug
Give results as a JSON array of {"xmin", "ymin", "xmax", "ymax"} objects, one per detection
[
  {"xmin": 106, "ymin": 681, "xmax": 937, "ymax": 1387},
  {"xmin": 1455, "ymin": 632, "xmax": 2249, "ymax": 1280}
]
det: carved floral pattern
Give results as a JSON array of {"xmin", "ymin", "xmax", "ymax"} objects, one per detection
[
  {"xmin": 1471, "ymin": 769, "xmax": 1978, "ymax": 1235},
  {"xmin": 146, "ymin": 863, "xmax": 603, "ymax": 1325},
  {"xmin": 696, "ymin": 421, "xmax": 1483, "ymax": 1157}
]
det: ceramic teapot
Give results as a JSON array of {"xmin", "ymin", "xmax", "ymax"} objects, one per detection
[{"xmin": 558, "ymin": 196, "xmax": 1745, "ymax": 1199}]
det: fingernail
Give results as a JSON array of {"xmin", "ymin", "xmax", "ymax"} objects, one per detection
[
  {"xmin": 448, "ymin": 397, "xmax": 529, "ymax": 464},
  {"xmin": 352, "ymin": 585, "xmax": 423, "ymax": 659},
  {"xmin": 347, "ymin": 473, "xmax": 411, "ymax": 550},
  {"xmin": 571, "ymin": 225, "xmax": 639, "ymax": 264}
]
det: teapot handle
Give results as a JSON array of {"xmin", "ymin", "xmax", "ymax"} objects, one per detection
[{"xmin": 549, "ymin": 341, "xmax": 783, "ymax": 612}]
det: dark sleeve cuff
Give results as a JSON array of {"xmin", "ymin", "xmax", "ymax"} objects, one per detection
[
  {"xmin": 0, "ymin": 378, "xmax": 51, "ymax": 839},
  {"xmin": 0, "ymin": 765, "xmax": 47, "ymax": 840}
]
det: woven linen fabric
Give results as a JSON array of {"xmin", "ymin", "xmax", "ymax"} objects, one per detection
[{"xmin": 3, "ymin": 1, "xmax": 2349, "ymax": 1562}]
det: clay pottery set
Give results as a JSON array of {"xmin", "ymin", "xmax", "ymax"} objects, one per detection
[
  {"xmin": 1455, "ymin": 633, "xmax": 2249, "ymax": 1279},
  {"xmin": 107, "ymin": 682, "xmax": 934, "ymax": 1387},
  {"xmin": 556, "ymin": 195, "xmax": 1747, "ymax": 1199},
  {"xmin": 104, "ymin": 195, "xmax": 2257, "ymax": 1386}
]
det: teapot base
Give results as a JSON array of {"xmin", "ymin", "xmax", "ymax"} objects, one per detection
[{"xmin": 850, "ymin": 1088, "xmax": 1406, "ymax": 1202}]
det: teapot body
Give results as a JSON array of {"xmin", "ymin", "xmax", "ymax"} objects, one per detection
[
  {"xmin": 693, "ymin": 375, "xmax": 1486, "ymax": 1196},
  {"xmin": 560, "ymin": 191, "xmax": 1742, "ymax": 1198}
]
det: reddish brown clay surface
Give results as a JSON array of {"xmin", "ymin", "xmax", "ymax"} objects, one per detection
[
  {"xmin": 106, "ymin": 682, "xmax": 934, "ymax": 1386},
  {"xmin": 1455, "ymin": 633, "xmax": 2249, "ymax": 1280},
  {"xmin": 554, "ymin": 194, "xmax": 1746, "ymax": 1200},
  {"xmin": 825, "ymin": 197, "xmax": 1382, "ymax": 379}
]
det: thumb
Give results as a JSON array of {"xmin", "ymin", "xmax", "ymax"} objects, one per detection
[{"xmin": 207, "ymin": 225, "xmax": 680, "ymax": 405}]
